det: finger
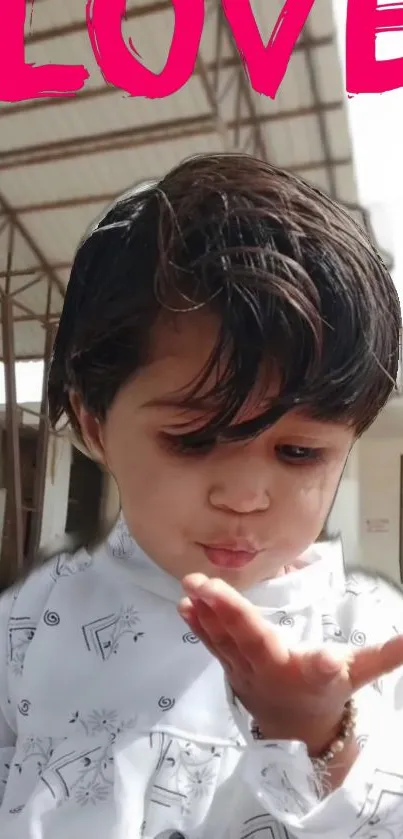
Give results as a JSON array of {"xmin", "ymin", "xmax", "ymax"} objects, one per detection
[
  {"xmin": 182, "ymin": 573, "xmax": 210, "ymax": 595},
  {"xmin": 178, "ymin": 598, "xmax": 218, "ymax": 657},
  {"xmin": 183, "ymin": 574, "xmax": 289, "ymax": 669},
  {"xmin": 350, "ymin": 634, "xmax": 403, "ymax": 691},
  {"xmin": 178, "ymin": 598, "xmax": 237, "ymax": 670},
  {"xmin": 191, "ymin": 597, "xmax": 253, "ymax": 672}
]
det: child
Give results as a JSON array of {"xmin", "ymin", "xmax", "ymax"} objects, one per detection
[{"xmin": 1, "ymin": 153, "xmax": 403, "ymax": 839}]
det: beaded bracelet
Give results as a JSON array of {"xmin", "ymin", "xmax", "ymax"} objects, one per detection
[{"xmin": 251, "ymin": 699, "xmax": 357, "ymax": 768}]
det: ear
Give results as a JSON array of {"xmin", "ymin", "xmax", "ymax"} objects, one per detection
[{"xmin": 69, "ymin": 392, "xmax": 106, "ymax": 465}]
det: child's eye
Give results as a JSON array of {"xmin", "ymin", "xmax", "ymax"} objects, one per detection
[
  {"xmin": 276, "ymin": 445, "xmax": 324, "ymax": 464},
  {"xmin": 159, "ymin": 433, "xmax": 216, "ymax": 458}
]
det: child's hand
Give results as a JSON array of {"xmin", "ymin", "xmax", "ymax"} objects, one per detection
[{"xmin": 179, "ymin": 574, "xmax": 403, "ymax": 757}]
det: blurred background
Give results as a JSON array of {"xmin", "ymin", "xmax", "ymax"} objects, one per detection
[{"xmin": 0, "ymin": 0, "xmax": 402, "ymax": 591}]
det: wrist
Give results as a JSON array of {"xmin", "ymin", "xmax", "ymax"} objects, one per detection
[
  {"xmin": 313, "ymin": 731, "xmax": 359, "ymax": 794},
  {"xmin": 252, "ymin": 699, "xmax": 357, "ymax": 763}
]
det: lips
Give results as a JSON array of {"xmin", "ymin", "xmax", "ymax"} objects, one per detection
[{"xmin": 200, "ymin": 542, "xmax": 261, "ymax": 569}]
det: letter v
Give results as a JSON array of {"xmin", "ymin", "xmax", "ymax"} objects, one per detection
[{"xmin": 221, "ymin": 0, "xmax": 316, "ymax": 98}]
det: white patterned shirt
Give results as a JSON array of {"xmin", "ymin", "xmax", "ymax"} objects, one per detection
[{"xmin": 1, "ymin": 516, "xmax": 403, "ymax": 839}]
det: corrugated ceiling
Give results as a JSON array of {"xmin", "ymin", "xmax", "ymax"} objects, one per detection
[{"xmin": 0, "ymin": 0, "xmax": 365, "ymax": 359}]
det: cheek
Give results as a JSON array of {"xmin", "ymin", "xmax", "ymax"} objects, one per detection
[
  {"xmin": 280, "ymin": 460, "xmax": 344, "ymax": 524},
  {"xmin": 103, "ymin": 420, "xmax": 204, "ymax": 513}
]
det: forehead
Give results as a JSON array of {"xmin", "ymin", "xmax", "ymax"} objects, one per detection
[
  {"xmin": 139, "ymin": 311, "xmax": 269, "ymax": 415},
  {"xmin": 133, "ymin": 309, "xmax": 249, "ymax": 408},
  {"xmin": 119, "ymin": 311, "xmax": 354, "ymax": 442},
  {"xmin": 141, "ymin": 310, "xmax": 227, "ymax": 395},
  {"xmin": 149, "ymin": 310, "xmax": 218, "ymax": 366}
]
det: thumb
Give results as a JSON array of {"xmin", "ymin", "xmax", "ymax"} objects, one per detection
[{"xmin": 350, "ymin": 634, "xmax": 403, "ymax": 691}]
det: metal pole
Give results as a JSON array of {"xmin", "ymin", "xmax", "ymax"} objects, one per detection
[
  {"xmin": 26, "ymin": 281, "xmax": 54, "ymax": 566},
  {"xmin": 1, "ymin": 223, "xmax": 24, "ymax": 577}
]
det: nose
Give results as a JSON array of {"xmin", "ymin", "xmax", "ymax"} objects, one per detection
[{"xmin": 208, "ymin": 462, "xmax": 270, "ymax": 515}]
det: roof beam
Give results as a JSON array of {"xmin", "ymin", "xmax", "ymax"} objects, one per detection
[
  {"xmin": 0, "ymin": 197, "xmax": 65, "ymax": 298},
  {"xmin": 0, "ymin": 101, "xmax": 346, "ymax": 172},
  {"xmin": 0, "ymin": 261, "xmax": 69, "ymax": 279},
  {"xmin": 216, "ymin": 4, "xmax": 268, "ymax": 160},
  {"xmin": 300, "ymin": 24, "xmax": 337, "ymax": 198}
]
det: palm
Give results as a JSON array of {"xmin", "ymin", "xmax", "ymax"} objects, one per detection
[{"xmin": 179, "ymin": 573, "xmax": 403, "ymax": 743}]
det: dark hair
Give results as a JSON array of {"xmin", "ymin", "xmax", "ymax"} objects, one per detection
[{"xmin": 48, "ymin": 153, "xmax": 400, "ymax": 447}]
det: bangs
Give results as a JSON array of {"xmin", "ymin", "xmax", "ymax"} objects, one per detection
[{"xmin": 153, "ymin": 206, "xmax": 389, "ymax": 445}]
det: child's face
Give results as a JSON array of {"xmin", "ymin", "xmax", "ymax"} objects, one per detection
[{"xmin": 81, "ymin": 312, "xmax": 354, "ymax": 590}]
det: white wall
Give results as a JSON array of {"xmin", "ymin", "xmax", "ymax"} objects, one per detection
[
  {"xmin": 40, "ymin": 434, "xmax": 72, "ymax": 549},
  {"xmin": 328, "ymin": 446, "xmax": 361, "ymax": 568},
  {"xmin": 358, "ymin": 436, "xmax": 402, "ymax": 584},
  {"xmin": 325, "ymin": 423, "xmax": 403, "ymax": 584}
]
